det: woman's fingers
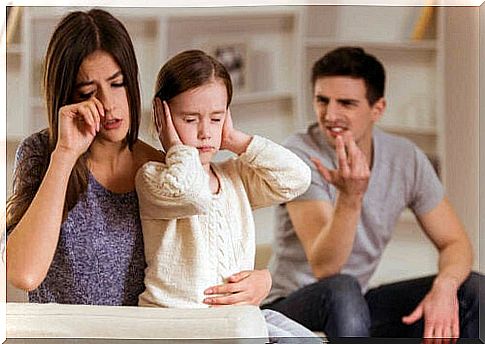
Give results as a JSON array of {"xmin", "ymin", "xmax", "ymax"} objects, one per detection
[
  {"xmin": 67, "ymin": 98, "xmax": 106, "ymax": 136},
  {"xmin": 226, "ymin": 270, "xmax": 251, "ymax": 283},
  {"xmin": 72, "ymin": 103, "xmax": 96, "ymax": 136},
  {"xmin": 203, "ymin": 269, "xmax": 268, "ymax": 306},
  {"xmin": 92, "ymin": 97, "xmax": 105, "ymax": 128},
  {"xmin": 85, "ymin": 101, "xmax": 101, "ymax": 133},
  {"xmin": 204, "ymin": 292, "xmax": 245, "ymax": 306},
  {"xmin": 204, "ymin": 281, "xmax": 244, "ymax": 296}
]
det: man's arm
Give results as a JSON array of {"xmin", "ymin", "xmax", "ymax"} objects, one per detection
[
  {"xmin": 287, "ymin": 132, "xmax": 370, "ymax": 279},
  {"xmin": 287, "ymin": 195, "xmax": 362, "ymax": 278},
  {"xmin": 418, "ymin": 197, "xmax": 473, "ymax": 287},
  {"xmin": 402, "ymin": 197, "xmax": 473, "ymax": 338}
]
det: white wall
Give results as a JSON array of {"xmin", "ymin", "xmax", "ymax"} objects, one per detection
[
  {"xmin": 441, "ymin": 7, "xmax": 480, "ymax": 269},
  {"xmin": 480, "ymin": 6, "xmax": 484, "ymax": 340},
  {"xmin": 479, "ymin": 3, "xmax": 485, "ymax": 276}
]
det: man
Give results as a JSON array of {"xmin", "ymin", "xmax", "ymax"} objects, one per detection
[{"xmin": 263, "ymin": 46, "xmax": 481, "ymax": 338}]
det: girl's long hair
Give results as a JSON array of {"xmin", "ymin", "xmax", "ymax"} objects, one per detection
[{"xmin": 154, "ymin": 49, "xmax": 233, "ymax": 106}]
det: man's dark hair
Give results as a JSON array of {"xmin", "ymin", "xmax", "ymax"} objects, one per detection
[{"xmin": 311, "ymin": 47, "xmax": 385, "ymax": 105}]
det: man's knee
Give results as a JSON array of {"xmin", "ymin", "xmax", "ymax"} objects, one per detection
[
  {"xmin": 458, "ymin": 272, "xmax": 483, "ymax": 311},
  {"xmin": 457, "ymin": 272, "xmax": 483, "ymax": 338},
  {"xmin": 316, "ymin": 274, "xmax": 370, "ymax": 336},
  {"xmin": 317, "ymin": 274, "xmax": 364, "ymax": 307},
  {"xmin": 459, "ymin": 272, "xmax": 481, "ymax": 298}
]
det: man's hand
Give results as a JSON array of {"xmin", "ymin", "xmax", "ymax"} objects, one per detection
[
  {"xmin": 402, "ymin": 276, "xmax": 460, "ymax": 339},
  {"xmin": 310, "ymin": 132, "xmax": 369, "ymax": 198},
  {"xmin": 202, "ymin": 269, "xmax": 272, "ymax": 306}
]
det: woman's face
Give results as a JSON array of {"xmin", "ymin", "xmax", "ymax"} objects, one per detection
[
  {"xmin": 168, "ymin": 80, "xmax": 228, "ymax": 166},
  {"xmin": 73, "ymin": 50, "xmax": 130, "ymax": 144}
]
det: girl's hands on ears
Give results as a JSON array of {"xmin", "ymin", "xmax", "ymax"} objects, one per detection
[
  {"xmin": 154, "ymin": 97, "xmax": 182, "ymax": 151},
  {"xmin": 220, "ymin": 108, "xmax": 252, "ymax": 155}
]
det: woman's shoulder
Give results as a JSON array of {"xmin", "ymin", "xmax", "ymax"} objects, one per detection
[
  {"xmin": 19, "ymin": 129, "xmax": 49, "ymax": 148},
  {"xmin": 132, "ymin": 139, "xmax": 165, "ymax": 168},
  {"xmin": 16, "ymin": 129, "xmax": 50, "ymax": 162}
]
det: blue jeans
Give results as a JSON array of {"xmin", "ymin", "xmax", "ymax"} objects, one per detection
[{"xmin": 263, "ymin": 272, "xmax": 482, "ymax": 338}]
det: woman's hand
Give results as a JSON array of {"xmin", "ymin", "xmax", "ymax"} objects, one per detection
[
  {"xmin": 203, "ymin": 269, "xmax": 272, "ymax": 306},
  {"xmin": 154, "ymin": 98, "xmax": 182, "ymax": 152},
  {"xmin": 220, "ymin": 108, "xmax": 252, "ymax": 155},
  {"xmin": 55, "ymin": 97, "xmax": 105, "ymax": 158}
]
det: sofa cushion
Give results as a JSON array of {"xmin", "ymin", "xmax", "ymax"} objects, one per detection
[{"xmin": 7, "ymin": 302, "xmax": 269, "ymax": 340}]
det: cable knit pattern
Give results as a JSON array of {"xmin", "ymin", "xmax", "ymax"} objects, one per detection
[
  {"xmin": 135, "ymin": 144, "xmax": 211, "ymax": 219},
  {"xmin": 135, "ymin": 135, "xmax": 311, "ymax": 308},
  {"xmin": 237, "ymin": 136, "xmax": 312, "ymax": 209}
]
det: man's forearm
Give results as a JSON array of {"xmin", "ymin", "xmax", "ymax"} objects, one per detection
[
  {"xmin": 309, "ymin": 192, "xmax": 363, "ymax": 278},
  {"xmin": 434, "ymin": 240, "xmax": 473, "ymax": 290}
]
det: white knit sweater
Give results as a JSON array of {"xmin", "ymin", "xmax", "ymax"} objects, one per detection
[{"xmin": 135, "ymin": 135, "xmax": 311, "ymax": 308}]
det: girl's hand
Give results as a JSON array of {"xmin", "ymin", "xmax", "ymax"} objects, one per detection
[
  {"xmin": 55, "ymin": 97, "xmax": 104, "ymax": 158},
  {"xmin": 202, "ymin": 269, "xmax": 272, "ymax": 306},
  {"xmin": 154, "ymin": 98, "xmax": 182, "ymax": 151},
  {"xmin": 220, "ymin": 108, "xmax": 252, "ymax": 155}
]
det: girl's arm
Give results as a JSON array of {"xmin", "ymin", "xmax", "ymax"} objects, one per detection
[
  {"xmin": 135, "ymin": 144, "xmax": 211, "ymax": 219},
  {"xmin": 135, "ymin": 98, "xmax": 211, "ymax": 220},
  {"xmin": 7, "ymin": 98, "xmax": 104, "ymax": 291},
  {"xmin": 220, "ymin": 110, "xmax": 309, "ymax": 209},
  {"xmin": 221, "ymin": 109, "xmax": 311, "ymax": 209},
  {"xmin": 235, "ymin": 135, "xmax": 311, "ymax": 209}
]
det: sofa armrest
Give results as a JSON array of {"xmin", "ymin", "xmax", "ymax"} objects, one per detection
[{"xmin": 7, "ymin": 302, "xmax": 269, "ymax": 340}]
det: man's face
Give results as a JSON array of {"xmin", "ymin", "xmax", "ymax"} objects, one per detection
[{"xmin": 313, "ymin": 76, "xmax": 385, "ymax": 148}]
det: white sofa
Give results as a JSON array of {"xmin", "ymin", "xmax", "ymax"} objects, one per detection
[
  {"xmin": 6, "ymin": 302, "xmax": 269, "ymax": 342},
  {"xmin": 6, "ymin": 245, "xmax": 326, "ymax": 342}
]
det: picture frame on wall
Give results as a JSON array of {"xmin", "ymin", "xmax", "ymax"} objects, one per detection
[{"xmin": 196, "ymin": 38, "xmax": 250, "ymax": 93}]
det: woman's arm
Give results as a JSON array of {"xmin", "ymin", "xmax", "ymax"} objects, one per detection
[
  {"xmin": 7, "ymin": 98, "xmax": 103, "ymax": 291},
  {"xmin": 203, "ymin": 269, "xmax": 272, "ymax": 306},
  {"xmin": 7, "ymin": 150, "xmax": 78, "ymax": 291}
]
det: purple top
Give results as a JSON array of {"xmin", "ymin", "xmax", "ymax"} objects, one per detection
[{"xmin": 8, "ymin": 130, "xmax": 146, "ymax": 305}]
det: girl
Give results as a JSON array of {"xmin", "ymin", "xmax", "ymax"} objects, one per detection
[{"xmin": 135, "ymin": 50, "xmax": 319, "ymax": 340}]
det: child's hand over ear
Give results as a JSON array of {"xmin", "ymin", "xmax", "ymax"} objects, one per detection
[
  {"xmin": 154, "ymin": 98, "xmax": 182, "ymax": 151},
  {"xmin": 220, "ymin": 108, "xmax": 252, "ymax": 155}
]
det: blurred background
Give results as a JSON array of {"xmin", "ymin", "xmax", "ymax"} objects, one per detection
[{"xmin": 5, "ymin": 5, "xmax": 481, "ymax": 301}]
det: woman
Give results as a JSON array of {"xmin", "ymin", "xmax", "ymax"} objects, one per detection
[{"xmin": 6, "ymin": 8, "xmax": 272, "ymax": 307}]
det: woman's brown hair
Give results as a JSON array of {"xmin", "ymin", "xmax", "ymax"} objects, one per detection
[
  {"xmin": 155, "ymin": 49, "xmax": 233, "ymax": 106},
  {"xmin": 6, "ymin": 9, "xmax": 141, "ymax": 232}
]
